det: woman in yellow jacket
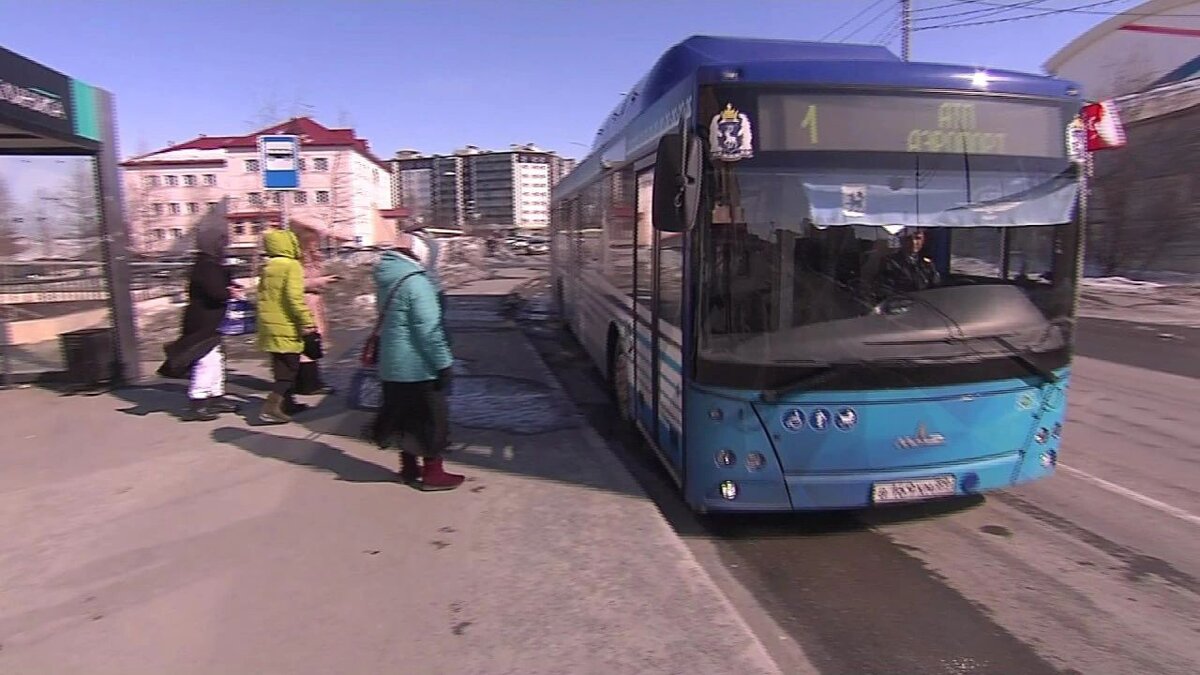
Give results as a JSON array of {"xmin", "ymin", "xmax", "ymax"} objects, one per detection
[{"xmin": 256, "ymin": 228, "xmax": 316, "ymax": 424}]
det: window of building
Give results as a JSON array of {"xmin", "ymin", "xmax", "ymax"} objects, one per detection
[
  {"xmin": 252, "ymin": 224, "xmax": 264, "ymax": 234},
  {"xmin": 164, "ymin": 175, "xmax": 178, "ymax": 186},
  {"xmin": 187, "ymin": 202, "xmax": 199, "ymax": 214},
  {"xmin": 171, "ymin": 228, "xmax": 183, "ymax": 239},
  {"xmin": 184, "ymin": 175, "xmax": 197, "ymax": 187},
  {"xmin": 316, "ymin": 190, "xmax": 330, "ymax": 204},
  {"xmin": 294, "ymin": 191, "xmax": 308, "ymax": 205},
  {"xmin": 234, "ymin": 225, "xmax": 246, "ymax": 235},
  {"xmin": 298, "ymin": 158, "xmax": 307, "ymax": 171},
  {"xmin": 272, "ymin": 192, "xmax": 283, "ymax": 205},
  {"xmin": 248, "ymin": 192, "xmax": 262, "ymax": 206},
  {"xmin": 204, "ymin": 174, "xmax": 217, "ymax": 186},
  {"xmin": 207, "ymin": 201, "xmax": 219, "ymax": 212},
  {"xmin": 144, "ymin": 175, "xmax": 159, "ymax": 188},
  {"xmin": 169, "ymin": 203, "xmax": 181, "ymax": 215},
  {"xmin": 245, "ymin": 159, "xmax": 260, "ymax": 173},
  {"xmin": 314, "ymin": 158, "xmax": 329, "ymax": 172},
  {"xmin": 152, "ymin": 203, "xmax": 164, "ymax": 216}
]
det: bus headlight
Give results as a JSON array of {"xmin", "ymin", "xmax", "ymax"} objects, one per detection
[
  {"xmin": 1052, "ymin": 422, "xmax": 1062, "ymax": 439},
  {"xmin": 715, "ymin": 449, "xmax": 736, "ymax": 467},
  {"xmin": 745, "ymin": 452, "xmax": 766, "ymax": 471},
  {"xmin": 719, "ymin": 480, "xmax": 738, "ymax": 500},
  {"xmin": 1040, "ymin": 450, "xmax": 1057, "ymax": 468},
  {"xmin": 1035, "ymin": 427, "xmax": 1050, "ymax": 444}
]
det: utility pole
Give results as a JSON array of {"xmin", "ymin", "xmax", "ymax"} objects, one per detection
[{"xmin": 901, "ymin": 0, "xmax": 912, "ymax": 61}]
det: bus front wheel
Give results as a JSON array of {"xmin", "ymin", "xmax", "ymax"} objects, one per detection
[{"xmin": 607, "ymin": 329, "xmax": 633, "ymax": 422}]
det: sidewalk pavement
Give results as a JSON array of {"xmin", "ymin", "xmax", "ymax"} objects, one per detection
[{"xmin": 0, "ymin": 273, "xmax": 786, "ymax": 674}]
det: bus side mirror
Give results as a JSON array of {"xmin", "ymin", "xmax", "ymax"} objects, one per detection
[{"xmin": 652, "ymin": 133, "xmax": 685, "ymax": 232}]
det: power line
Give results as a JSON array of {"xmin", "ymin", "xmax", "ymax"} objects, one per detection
[
  {"xmin": 821, "ymin": 0, "xmax": 890, "ymax": 41},
  {"xmin": 913, "ymin": 0, "xmax": 1049, "ymax": 24},
  {"xmin": 841, "ymin": 0, "xmax": 901, "ymax": 41},
  {"xmin": 915, "ymin": 0, "xmax": 1133, "ymax": 30},
  {"xmin": 872, "ymin": 17, "xmax": 903, "ymax": 43},
  {"xmin": 925, "ymin": 0, "xmax": 1200, "ymax": 18}
]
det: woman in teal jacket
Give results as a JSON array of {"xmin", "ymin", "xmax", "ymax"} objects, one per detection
[{"xmin": 370, "ymin": 233, "xmax": 463, "ymax": 491}]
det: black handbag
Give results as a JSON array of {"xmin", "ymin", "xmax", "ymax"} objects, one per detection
[{"xmin": 303, "ymin": 331, "xmax": 325, "ymax": 360}]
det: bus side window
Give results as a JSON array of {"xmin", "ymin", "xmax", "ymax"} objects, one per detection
[
  {"xmin": 635, "ymin": 169, "xmax": 655, "ymax": 310},
  {"xmin": 604, "ymin": 167, "xmax": 636, "ymax": 298}
]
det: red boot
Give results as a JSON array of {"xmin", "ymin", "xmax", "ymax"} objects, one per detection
[
  {"xmin": 398, "ymin": 452, "xmax": 421, "ymax": 486},
  {"xmin": 420, "ymin": 457, "xmax": 464, "ymax": 491}
]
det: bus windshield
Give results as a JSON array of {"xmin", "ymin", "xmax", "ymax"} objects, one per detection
[{"xmin": 696, "ymin": 154, "xmax": 1081, "ymax": 385}]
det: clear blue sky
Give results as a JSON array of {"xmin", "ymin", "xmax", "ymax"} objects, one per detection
[{"xmin": 1, "ymin": 0, "xmax": 1141, "ymax": 164}]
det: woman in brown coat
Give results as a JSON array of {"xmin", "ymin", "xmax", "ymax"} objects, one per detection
[{"xmin": 291, "ymin": 220, "xmax": 339, "ymax": 396}]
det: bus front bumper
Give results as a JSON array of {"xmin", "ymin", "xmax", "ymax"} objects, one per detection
[{"xmin": 696, "ymin": 451, "xmax": 1051, "ymax": 512}]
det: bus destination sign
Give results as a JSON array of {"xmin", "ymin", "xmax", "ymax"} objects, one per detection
[{"xmin": 755, "ymin": 93, "xmax": 1067, "ymax": 158}]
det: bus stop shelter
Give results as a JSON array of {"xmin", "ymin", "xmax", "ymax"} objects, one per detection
[{"xmin": 0, "ymin": 46, "xmax": 137, "ymax": 388}]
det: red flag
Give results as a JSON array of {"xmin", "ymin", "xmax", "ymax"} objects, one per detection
[{"xmin": 1081, "ymin": 101, "xmax": 1127, "ymax": 151}]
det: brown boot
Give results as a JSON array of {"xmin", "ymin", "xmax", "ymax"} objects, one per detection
[
  {"xmin": 259, "ymin": 392, "xmax": 291, "ymax": 425},
  {"xmin": 419, "ymin": 457, "xmax": 464, "ymax": 491}
]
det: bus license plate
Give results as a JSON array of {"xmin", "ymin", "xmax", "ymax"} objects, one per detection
[{"xmin": 871, "ymin": 475, "xmax": 957, "ymax": 504}]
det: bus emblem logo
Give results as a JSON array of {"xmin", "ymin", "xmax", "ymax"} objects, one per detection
[
  {"xmin": 781, "ymin": 409, "xmax": 805, "ymax": 432},
  {"xmin": 896, "ymin": 423, "xmax": 946, "ymax": 449},
  {"xmin": 709, "ymin": 103, "xmax": 754, "ymax": 162}
]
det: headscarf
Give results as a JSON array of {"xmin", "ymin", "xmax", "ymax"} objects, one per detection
[{"xmin": 195, "ymin": 222, "xmax": 229, "ymax": 258}]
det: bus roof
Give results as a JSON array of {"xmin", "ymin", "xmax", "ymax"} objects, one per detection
[{"xmin": 587, "ymin": 35, "xmax": 1080, "ymax": 156}]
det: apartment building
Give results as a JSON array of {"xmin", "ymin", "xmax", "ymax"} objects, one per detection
[
  {"xmin": 121, "ymin": 117, "xmax": 393, "ymax": 252},
  {"xmin": 391, "ymin": 144, "xmax": 574, "ymax": 233}
]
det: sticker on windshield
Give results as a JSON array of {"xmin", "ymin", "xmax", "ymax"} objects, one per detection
[
  {"xmin": 709, "ymin": 104, "xmax": 754, "ymax": 162},
  {"xmin": 842, "ymin": 185, "xmax": 867, "ymax": 218}
]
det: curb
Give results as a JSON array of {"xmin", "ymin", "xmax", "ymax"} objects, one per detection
[{"xmin": 504, "ymin": 305, "xmax": 792, "ymax": 675}]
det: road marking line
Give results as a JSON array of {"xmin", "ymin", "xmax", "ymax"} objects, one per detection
[{"xmin": 1058, "ymin": 463, "xmax": 1200, "ymax": 527}]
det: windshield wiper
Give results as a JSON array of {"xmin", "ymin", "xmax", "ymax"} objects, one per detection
[
  {"xmin": 760, "ymin": 363, "xmax": 840, "ymax": 403},
  {"xmin": 986, "ymin": 335, "xmax": 1059, "ymax": 384}
]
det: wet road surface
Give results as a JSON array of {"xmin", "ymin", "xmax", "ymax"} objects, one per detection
[{"xmin": 515, "ymin": 277, "xmax": 1200, "ymax": 675}]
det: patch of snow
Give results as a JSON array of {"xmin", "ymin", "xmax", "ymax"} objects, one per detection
[{"xmin": 1081, "ymin": 277, "xmax": 1165, "ymax": 292}]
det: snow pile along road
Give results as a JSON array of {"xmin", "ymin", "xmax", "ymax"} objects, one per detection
[{"xmin": 1078, "ymin": 274, "xmax": 1200, "ymax": 328}]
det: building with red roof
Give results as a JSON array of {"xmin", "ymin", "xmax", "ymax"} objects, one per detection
[{"xmin": 121, "ymin": 117, "xmax": 396, "ymax": 252}]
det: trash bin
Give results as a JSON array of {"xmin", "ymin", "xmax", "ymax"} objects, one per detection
[{"xmin": 60, "ymin": 327, "xmax": 115, "ymax": 387}]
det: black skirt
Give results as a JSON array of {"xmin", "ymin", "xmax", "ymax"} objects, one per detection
[{"xmin": 370, "ymin": 380, "xmax": 450, "ymax": 458}]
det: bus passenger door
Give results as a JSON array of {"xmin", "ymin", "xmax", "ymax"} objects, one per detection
[
  {"xmin": 656, "ymin": 230, "xmax": 686, "ymax": 472},
  {"xmin": 633, "ymin": 169, "xmax": 658, "ymax": 447},
  {"xmin": 635, "ymin": 166, "xmax": 685, "ymax": 479}
]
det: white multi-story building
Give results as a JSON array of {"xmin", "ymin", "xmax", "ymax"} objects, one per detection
[
  {"xmin": 390, "ymin": 144, "xmax": 573, "ymax": 233},
  {"xmin": 121, "ymin": 117, "xmax": 394, "ymax": 253}
]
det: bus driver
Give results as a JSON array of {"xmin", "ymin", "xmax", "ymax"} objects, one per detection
[{"xmin": 880, "ymin": 227, "xmax": 941, "ymax": 293}]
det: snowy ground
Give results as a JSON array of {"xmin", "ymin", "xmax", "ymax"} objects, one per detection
[{"xmin": 1078, "ymin": 275, "xmax": 1200, "ymax": 328}]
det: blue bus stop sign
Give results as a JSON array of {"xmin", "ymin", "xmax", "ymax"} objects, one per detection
[{"xmin": 259, "ymin": 134, "xmax": 300, "ymax": 189}]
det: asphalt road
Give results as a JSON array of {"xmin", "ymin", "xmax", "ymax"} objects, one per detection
[{"xmin": 517, "ymin": 278, "xmax": 1200, "ymax": 675}]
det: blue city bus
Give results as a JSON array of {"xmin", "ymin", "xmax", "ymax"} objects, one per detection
[{"xmin": 550, "ymin": 36, "xmax": 1083, "ymax": 512}]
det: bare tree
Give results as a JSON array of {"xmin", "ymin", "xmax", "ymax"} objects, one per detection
[
  {"xmin": 324, "ymin": 149, "xmax": 357, "ymax": 243},
  {"xmin": 123, "ymin": 172, "xmax": 165, "ymax": 254},
  {"xmin": 59, "ymin": 161, "xmax": 101, "ymax": 258},
  {"xmin": 0, "ymin": 176, "xmax": 27, "ymax": 258}
]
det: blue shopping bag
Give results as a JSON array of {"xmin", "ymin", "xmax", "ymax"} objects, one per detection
[
  {"xmin": 346, "ymin": 366, "xmax": 383, "ymax": 411},
  {"xmin": 218, "ymin": 299, "xmax": 256, "ymax": 336}
]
